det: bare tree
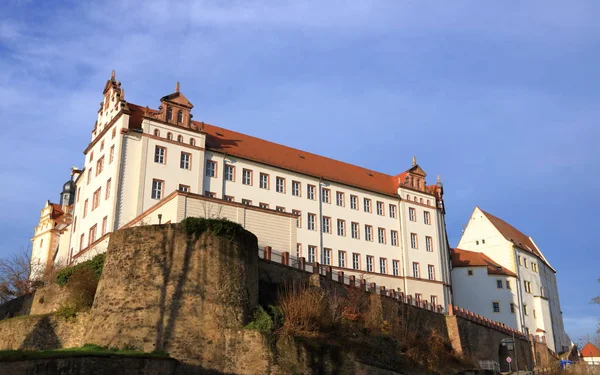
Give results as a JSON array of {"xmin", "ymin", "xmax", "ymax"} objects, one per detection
[
  {"xmin": 0, "ymin": 247, "xmax": 35, "ymax": 304},
  {"xmin": 592, "ymin": 278, "xmax": 600, "ymax": 305}
]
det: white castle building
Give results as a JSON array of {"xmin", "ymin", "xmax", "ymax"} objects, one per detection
[
  {"xmin": 31, "ymin": 71, "xmax": 453, "ymax": 309},
  {"xmin": 452, "ymin": 207, "xmax": 570, "ymax": 353}
]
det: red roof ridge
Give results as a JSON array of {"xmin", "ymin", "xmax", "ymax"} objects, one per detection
[
  {"xmin": 581, "ymin": 343, "xmax": 600, "ymax": 357},
  {"xmin": 451, "ymin": 248, "xmax": 517, "ymax": 277}
]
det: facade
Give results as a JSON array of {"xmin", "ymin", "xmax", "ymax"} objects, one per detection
[
  {"xmin": 32, "ymin": 71, "xmax": 453, "ymax": 310},
  {"xmin": 454, "ymin": 207, "xmax": 570, "ymax": 353}
]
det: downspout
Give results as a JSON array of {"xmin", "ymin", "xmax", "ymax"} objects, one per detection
[
  {"xmin": 514, "ymin": 245, "xmax": 526, "ymax": 334},
  {"xmin": 398, "ymin": 198, "xmax": 408, "ymax": 295},
  {"xmin": 318, "ymin": 178, "xmax": 324, "ymax": 265}
]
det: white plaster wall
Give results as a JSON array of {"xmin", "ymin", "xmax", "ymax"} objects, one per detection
[{"xmin": 451, "ymin": 266, "xmax": 520, "ymax": 328}]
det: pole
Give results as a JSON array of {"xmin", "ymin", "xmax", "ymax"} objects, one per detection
[{"xmin": 318, "ymin": 180, "xmax": 324, "ymax": 266}]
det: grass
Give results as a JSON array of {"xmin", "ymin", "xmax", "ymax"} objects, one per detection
[{"xmin": 0, "ymin": 344, "xmax": 170, "ymax": 362}]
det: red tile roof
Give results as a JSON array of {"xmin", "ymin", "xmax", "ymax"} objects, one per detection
[
  {"xmin": 581, "ymin": 343, "xmax": 600, "ymax": 358},
  {"xmin": 479, "ymin": 208, "xmax": 543, "ymax": 259},
  {"xmin": 127, "ymin": 103, "xmax": 434, "ymax": 198},
  {"xmin": 451, "ymin": 248, "xmax": 517, "ymax": 277},
  {"xmin": 50, "ymin": 203, "xmax": 64, "ymax": 220}
]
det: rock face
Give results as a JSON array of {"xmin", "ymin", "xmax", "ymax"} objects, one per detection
[{"xmin": 84, "ymin": 224, "xmax": 260, "ymax": 370}]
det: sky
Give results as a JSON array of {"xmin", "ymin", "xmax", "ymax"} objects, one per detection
[{"xmin": 0, "ymin": 0, "xmax": 598, "ymax": 342}]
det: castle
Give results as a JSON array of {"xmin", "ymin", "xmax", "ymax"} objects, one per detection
[{"xmin": 30, "ymin": 71, "xmax": 570, "ymax": 354}]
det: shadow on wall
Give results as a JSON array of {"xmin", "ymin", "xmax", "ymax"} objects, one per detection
[{"xmin": 19, "ymin": 315, "xmax": 61, "ymax": 350}]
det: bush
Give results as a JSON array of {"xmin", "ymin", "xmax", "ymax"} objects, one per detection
[
  {"xmin": 279, "ymin": 283, "xmax": 331, "ymax": 336},
  {"xmin": 65, "ymin": 266, "xmax": 99, "ymax": 310},
  {"xmin": 181, "ymin": 217, "xmax": 245, "ymax": 241},
  {"xmin": 246, "ymin": 306, "xmax": 276, "ymax": 332},
  {"xmin": 55, "ymin": 304, "xmax": 78, "ymax": 320},
  {"xmin": 56, "ymin": 254, "xmax": 105, "ymax": 286}
]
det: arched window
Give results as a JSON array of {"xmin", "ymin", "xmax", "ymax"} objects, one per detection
[
  {"xmin": 420, "ymin": 198, "xmax": 423, "ymax": 204},
  {"xmin": 154, "ymin": 129, "xmax": 160, "ymax": 137},
  {"xmin": 190, "ymin": 138, "xmax": 196, "ymax": 146},
  {"xmin": 413, "ymin": 197, "xmax": 417, "ymax": 202},
  {"xmin": 427, "ymin": 199, "xmax": 431, "ymax": 206},
  {"xmin": 177, "ymin": 110, "xmax": 183, "ymax": 124},
  {"xmin": 406, "ymin": 194, "xmax": 410, "ymax": 200},
  {"xmin": 166, "ymin": 107, "xmax": 172, "ymax": 121},
  {"xmin": 167, "ymin": 132, "xmax": 173, "ymax": 140},
  {"xmin": 177, "ymin": 135, "xmax": 183, "ymax": 143}
]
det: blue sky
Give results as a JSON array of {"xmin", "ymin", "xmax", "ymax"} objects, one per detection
[{"xmin": 1, "ymin": 1, "xmax": 598, "ymax": 341}]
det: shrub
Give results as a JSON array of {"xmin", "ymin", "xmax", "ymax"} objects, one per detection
[
  {"xmin": 181, "ymin": 217, "xmax": 245, "ymax": 241},
  {"xmin": 246, "ymin": 305, "xmax": 283, "ymax": 333},
  {"xmin": 56, "ymin": 254, "xmax": 105, "ymax": 286},
  {"xmin": 65, "ymin": 266, "xmax": 99, "ymax": 310},
  {"xmin": 55, "ymin": 304, "xmax": 78, "ymax": 320},
  {"xmin": 279, "ymin": 283, "xmax": 331, "ymax": 336}
]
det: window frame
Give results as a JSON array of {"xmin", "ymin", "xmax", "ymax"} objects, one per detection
[
  {"xmin": 154, "ymin": 145, "xmax": 167, "ymax": 164},
  {"xmin": 151, "ymin": 179, "xmax": 164, "ymax": 200},
  {"xmin": 180, "ymin": 152, "xmax": 192, "ymax": 170},
  {"xmin": 276, "ymin": 176, "xmax": 285, "ymax": 193},
  {"xmin": 410, "ymin": 233, "xmax": 418, "ymax": 249},
  {"xmin": 225, "ymin": 164, "xmax": 235, "ymax": 181},
  {"xmin": 205, "ymin": 160, "xmax": 217, "ymax": 177},
  {"xmin": 242, "ymin": 169, "xmax": 253, "ymax": 185},
  {"xmin": 259, "ymin": 172, "xmax": 270, "ymax": 189},
  {"xmin": 292, "ymin": 180, "xmax": 301, "ymax": 197}
]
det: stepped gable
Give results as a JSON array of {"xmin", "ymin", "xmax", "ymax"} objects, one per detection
[
  {"xmin": 451, "ymin": 248, "xmax": 517, "ymax": 277},
  {"xmin": 581, "ymin": 343, "xmax": 600, "ymax": 358},
  {"xmin": 479, "ymin": 208, "xmax": 542, "ymax": 258},
  {"xmin": 127, "ymin": 102, "xmax": 417, "ymax": 197}
]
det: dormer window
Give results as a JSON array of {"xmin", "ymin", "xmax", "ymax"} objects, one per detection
[
  {"xmin": 177, "ymin": 135, "xmax": 183, "ymax": 143},
  {"xmin": 177, "ymin": 110, "xmax": 183, "ymax": 124},
  {"xmin": 167, "ymin": 132, "xmax": 173, "ymax": 140},
  {"xmin": 190, "ymin": 138, "xmax": 196, "ymax": 146},
  {"xmin": 166, "ymin": 107, "xmax": 173, "ymax": 121},
  {"xmin": 154, "ymin": 129, "xmax": 160, "ymax": 137}
]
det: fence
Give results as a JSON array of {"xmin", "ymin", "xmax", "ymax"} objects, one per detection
[{"xmin": 258, "ymin": 246, "xmax": 445, "ymax": 314}]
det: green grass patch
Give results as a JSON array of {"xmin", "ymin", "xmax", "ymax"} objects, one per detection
[
  {"xmin": 181, "ymin": 217, "xmax": 246, "ymax": 241},
  {"xmin": 56, "ymin": 254, "xmax": 105, "ymax": 286},
  {"xmin": 0, "ymin": 344, "xmax": 169, "ymax": 362}
]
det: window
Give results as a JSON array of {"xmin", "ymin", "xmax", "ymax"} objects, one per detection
[
  {"xmin": 180, "ymin": 152, "xmax": 191, "ymax": 170},
  {"xmin": 77, "ymin": 187, "xmax": 80, "ymax": 202},
  {"xmin": 336, "ymin": 192, "xmax": 344, "ymax": 206},
  {"xmin": 296, "ymin": 243, "xmax": 301, "ymax": 258},
  {"xmin": 73, "ymin": 216, "xmax": 77, "ymax": 232},
  {"xmin": 308, "ymin": 213, "xmax": 316, "ymax": 231},
  {"xmin": 351, "ymin": 222, "xmax": 359, "ymax": 239},
  {"xmin": 276, "ymin": 177, "xmax": 285, "ymax": 193},
  {"xmin": 431, "ymin": 296, "xmax": 438, "ymax": 307},
  {"xmin": 102, "ymin": 216, "xmax": 108, "ymax": 236},
  {"xmin": 109, "ymin": 146, "xmax": 115, "ymax": 164},
  {"xmin": 206, "ymin": 160, "xmax": 216, "ymax": 177},
  {"xmin": 409, "ymin": 208, "xmax": 416, "ymax": 221},
  {"xmin": 425, "ymin": 236, "xmax": 433, "ymax": 252},
  {"xmin": 540, "ymin": 287, "xmax": 544, "ymax": 297},
  {"xmin": 363, "ymin": 198, "xmax": 371, "ymax": 212},
  {"xmin": 92, "ymin": 188, "xmax": 101, "ymax": 210},
  {"xmin": 260, "ymin": 173, "xmax": 269, "ymax": 189},
  {"xmin": 366, "ymin": 256, "xmax": 373, "ymax": 272},
  {"xmin": 428, "ymin": 265, "xmax": 435, "ymax": 280},
  {"xmin": 151, "ymin": 179, "xmax": 164, "ymax": 199},
  {"xmin": 533, "ymin": 310, "xmax": 537, "ymax": 318},
  {"xmin": 275, "ymin": 206, "xmax": 285, "ymax": 213},
  {"xmin": 79, "ymin": 233, "xmax": 85, "ymax": 250},
  {"xmin": 225, "ymin": 165, "xmax": 234, "ymax": 181},
  {"xmin": 87, "ymin": 168, "xmax": 92, "ymax": 184},
  {"xmin": 224, "ymin": 195, "xmax": 234, "ymax": 202},
  {"xmin": 415, "ymin": 294, "xmax": 422, "ymax": 302},
  {"xmin": 242, "ymin": 169, "xmax": 252, "ymax": 185},
  {"xmin": 322, "ymin": 217, "xmax": 331, "ymax": 233},
  {"xmin": 389, "ymin": 204, "xmax": 396, "ymax": 218},
  {"xmin": 492, "ymin": 302, "xmax": 500, "ymax": 313},
  {"xmin": 166, "ymin": 107, "xmax": 172, "ymax": 121},
  {"xmin": 323, "ymin": 248, "xmax": 331, "ymax": 265},
  {"xmin": 365, "ymin": 225, "xmax": 373, "ymax": 241},
  {"xmin": 524, "ymin": 304, "xmax": 529, "ymax": 315},
  {"xmin": 259, "ymin": 202, "xmax": 269, "ymax": 209},
  {"xmin": 524, "ymin": 281, "xmax": 532, "ymax": 293},
  {"xmin": 178, "ymin": 184, "xmax": 190, "ymax": 192},
  {"xmin": 467, "ymin": 270, "xmax": 473, "ymax": 276},
  {"xmin": 482, "ymin": 239, "xmax": 486, "ymax": 244},
  {"xmin": 177, "ymin": 135, "xmax": 183, "ymax": 143},
  {"xmin": 90, "ymin": 151, "xmax": 94, "ymax": 162},
  {"xmin": 308, "ymin": 246, "xmax": 316, "ymax": 263},
  {"xmin": 177, "ymin": 110, "xmax": 183, "ymax": 123},
  {"xmin": 83, "ymin": 199, "xmax": 88, "ymax": 218},
  {"xmin": 392, "ymin": 260, "xmax": 399, "ymax": 276},
  {"xmin": 338, "ymin": 251, "xmax": 346, "ymax": 268},
  {"xmin": 190, "ymin": 138, "xmax": 196, "ymax": 146},
  {"xmin": 105, "ymin": 179, "xmax": 111, "ymax": 200},
  {"xmin": 95, "ymin": 157, "xmax": 104, "ymax": 176},
  {"xmin": 321, "ymin": 188, "xmax": 330, "ymax": 203},
  {"xmin": 101, "ymin": 140, "xmax": 105, "ymax": 151},
  {"xmin": 112, "ymin": 128, "xmax": 116, "ymax": 139},
  {"xmin": 424, "ymin": 211, "xmax": 431, "ymax": 225},
  {"xmin": 154, "ymin": 146, "xmax": 166, "ymax": 164},
  {"xmin": 167, "ymin": 132, "xmax": 173, "ymax": 140},
  {"xmin": 379, "ymin": 258, "xmax": 387, "ymax": 274},
  {"xmin": 350, "ymin": 195, "xmax": 358, "ymax": 209},
  {"xmin": 307, "ymin": 185, "xmax": 316, "ymax": 200},
  {"xmin": 410, "ymin": 233, "xmax": 418, "ymax": 249},
  {"xmin": 518, "ymin": 256, "xmax": 522, "ymax": 265},
  {"xmin": 506, "ymin": 280, "xmax": 511, "ymax": 289},
  {"xmin": 204, "ymin": 191, "xmax": 216, "ymax": 198},
  {"xmin": 242, "ymin": 199, "xmax": 252, "ymax": 205},
  {"xmin": 89, "ymin": 225, "xmax": 97, "ymax": 245},
  {"xmin": 412, "ymin": 262, "xmax": 420, "ymax": 278},
  {"xmin": 510, "ymin": 303, "xmax": 515, "ymax": 314},
  {"xmin": 352, "ymin": 253, "xmax": 360, "ymax": 270},
  {"xmin": 378, "ymin": 228, "xmax": 385, "ymax": 244},
  {"xmin": 391, "ymin": 230, "xmax": 398, "ymax": 246},
  {"xmin": 524, "ymin": 259, "xmax": 528, "ymax": 268},
  {"xmin": 337, "ymin": 219, "xmax": 345, "ymax": 236},
  {"xmin": 292, "ymin": 181, "xmax": 301, "ymax": 196},
  {"xmin": 497, "ymin": 280, "xmax": 503, "ymax": 289},
  {"xmin": 293, "ymin": 210, "xmax": 301, "ymax": 228}
]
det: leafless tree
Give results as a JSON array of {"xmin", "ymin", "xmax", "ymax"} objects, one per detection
[
  {"xmin": 592, "ymin": 278, "xmax": 600, "ymax": 305},
  {"xmin": 0, "ymin": 247, "xmax": 35, "ymax": 304},
  {"xmin": 201, "ymin": 201, "xmax": 223, "ymax": 219}
]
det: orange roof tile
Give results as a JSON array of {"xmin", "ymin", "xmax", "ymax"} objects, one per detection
[
  {"xmin": 50, "ymin": 203, "xmax": 64, "ymax": 221},
  {"xmin": 127, "ymin": 103, "xmax": 434, "ymax": 198},
  {"xmin": 581, "ymin": 343, "xmax": 600, "ymax": 358},
  {"xmin": 452, "ymin": 248, "xmax": 517, "ymax": 277},
  {"xmin": 479, "ymin": 209, "xmax": 543, "ymax": 259}
]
